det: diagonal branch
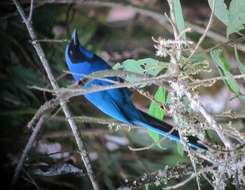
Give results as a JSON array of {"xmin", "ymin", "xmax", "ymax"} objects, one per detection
[
  {"xmin": 187, "ymin": 0, "xmax": 215, "ymax": 60},
  {"xmin": 11, "ymin": 0, "xmax": 99, "ymax": 190},
  {"xmin": 11, "ymin": 115, "xmax": 46, "ymax": 189},
  {"xmin": 181, "ymin": 84, "xmax": 234, "ymax": 149}
]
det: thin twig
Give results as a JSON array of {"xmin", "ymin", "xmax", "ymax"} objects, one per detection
[
  {"xmin": 177, "ymin": 127, "xmax": 201, "ymax": 190},
  {"xmin": 43, "ymin": 129, "xmax": 109, "ymax": 139},
  {"xmin": 11, "ymin": 0, "xmax": 99, "ymax": 189},
  {"xmin": 180, "ymin": 83, "xmax": 234, "ymax": 149},
  {"xmin": 201, "ymin": 173, "xmax": 214, "ymax": 188},
  {"xmin": 122, "ymin": 163, "xmax": 193, "ymax": 189},
  {"xmin": 27, "ymin": 0, "xmax": 34, "ymax": 22},
  {"xmin": 187, "ymin": 22, "xmax": 245, "ymax": 53},
  {"xmin": 22, "ymin": 169, "xmax": 40, "ymax": 190},
  {"xmin": 201, "ymin": 36, "xmax": 245, "ymax": 54},
  {"xmin": 215, "ymin": 113, "xmax": 245, "ymax": 120},
  {"xmin": 187, "ymin": 0, "xmax": 215, "ymax": 60},
  {"xmin": 29, "ymin": 72, "xmax": 172, "ymax": 100},
  {"xmin": 64, "ymin": 69, "xmax": 156, "ymax": 83},
  {"xmin": 189, "ymin": 73, "xmax": 245, "ymax": 87},
  {"xmin": 31, "ymin": 39, "xmax": 68, "ymax": 43},
  {"xmin": 11, "ymin": 115, "xmax": 46, "ymax": 189},
  {"xmin": 162, "ymin": 166, "xmax": 214, "ymax": 190},
  {"xmin": 27, "ymin": 98, "xmax": 59, "ymax": 129},
  {"xmin": 122, "ymin": 164, "xmax": 213, "ymax": 189},
  {"xmin": 163, "ymin": 173, "xmax": 196, "ymax": 190},
  {"xmin": 73, "ymin": 116, "xmax": 129, "ymax": 127},
  {"xmin": 128, "ymin": 127, "xmax": 176, "ymax": 151}
]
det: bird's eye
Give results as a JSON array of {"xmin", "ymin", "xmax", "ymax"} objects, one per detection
[{"xmin": 69, "ymin": 50, "xmax": 73, "ymax": 55}]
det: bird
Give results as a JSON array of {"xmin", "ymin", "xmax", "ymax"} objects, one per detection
[{"xmin": 65, "ymin": 30, "xmax": 206, "ymax": 150}]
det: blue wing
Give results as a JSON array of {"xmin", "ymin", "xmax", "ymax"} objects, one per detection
[{"xmin": 84, "ymin": 79, "xmax": 138, "ymax": 125}]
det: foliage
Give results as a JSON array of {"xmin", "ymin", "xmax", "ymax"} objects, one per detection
[
  {"xmin": 113, "ymin": 58, "xmax": 168, "ymax": 85},
  {"xmin": 148, "ymin": 87, "xmax": 167, "ymax": 148},
  {"xmin": 210, "ymin": 48, "xmax": 241, "ymax": 96},
  {"xmin": 208, "ymin": 0, "xmax": 245, "ymax": 36},
  {"xmin": 234, "ymin": 46, "xmax": 245, "ymax": 75},
  {"xmin": 172, "ymin": 0, "xmax": 186, "ymax": 39}
]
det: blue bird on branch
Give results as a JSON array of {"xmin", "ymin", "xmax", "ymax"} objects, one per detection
[{"xmin": 65, "ymin": 30, "xmax": 206, "ymax": 150}]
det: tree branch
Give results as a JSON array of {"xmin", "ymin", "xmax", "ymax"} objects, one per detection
[
  {"xmin": 11, "ymin": 115, "xmax": 46, "ymax": 190},
  {"xmin": 11, "ymin": 0, "xmax": 99, "ymax": 189}
]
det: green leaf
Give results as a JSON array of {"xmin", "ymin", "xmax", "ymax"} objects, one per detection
[
  {"xmin": 208, "ymin": 0, "xmax": 229, "ymax": 24},
  {"xmin": 176, "ymin": 143, "xmax": 184, "ymax": 157},
  {"xmin": 162, "ymin": 154, "xmax": 188, "ymax": 166},
  {"xmin": 210, "ymin": 48, "xmax": 241, "ymax": 96},
  {"xmin": 234, "ymin": 46, "xmax": 245, "ymax": 74},
  {"xmin": 122, "ymin": 59, "xmax": 145, "ymax": 74},
  {"xmin": 208, "ymin": 0, "xmax": 245, "ymax": 36},
  {"xmin": 148, "ymin": 130, "xmax": 162, "ymax": 148},
  {"xmin": 148, "ymin": 87, "xmax": 167, "ymax": 120},
  {"xmin": 206, "ymin": 130, "xmax": 221, "ymax": 144},
  {"xmin": 138, "ymin": 58, "xmax": 168, "ymax": 76},
  {"xmin": 148, "ymin": 87, "xmax": 167, "ymax": 148},
  {"xmin": 190, "ymin": 55, "xmax": 208, "ymax": 63},
  {"xmin": 123, "ymin": 58, "xmax": 168, "ymax": 76},
  {"xmin": 113, "ymin": 58, "xmax": 168, "ymax": 85},
  {"xmin": 227, "ymin": 0, "xmax": 245, "ymax": 35},
  {"xmin": 173, "ymin": 0, "xmax": 186, "ymax": 39}
]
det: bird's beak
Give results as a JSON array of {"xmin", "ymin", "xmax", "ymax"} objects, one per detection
[{"xmin": 71, "ymin": 29, "xmax": 80, "ymax": 47}]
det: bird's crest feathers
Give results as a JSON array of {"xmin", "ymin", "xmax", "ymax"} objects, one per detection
[{"xmin": 67, "ymin": 30, "xmax": 94, "ymax": 63}]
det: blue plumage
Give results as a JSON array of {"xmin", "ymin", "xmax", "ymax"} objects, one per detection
[{"xmin": 65, "ymin": 30, "xmax": 205, "ymax": 150}]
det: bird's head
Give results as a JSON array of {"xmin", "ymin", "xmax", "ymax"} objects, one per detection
[
  {"xmin": 65, "ymin": 30, "xmax": 111, "ymax": 81},
  {"xmin": 65, "ymin": 30, "xmax": 95, "ymax": 81}
]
